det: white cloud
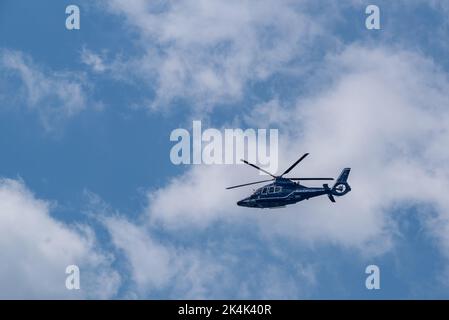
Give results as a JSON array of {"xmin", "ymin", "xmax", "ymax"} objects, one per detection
[
  {"xmin": 147, "ymin": 164, "xmax": 249, "ymax": 230},
  {"xmin": 103, "ymin": 216, "xmax": 227, "ymax": 298},
  {"xmin": 0, "ymin": 49, "xmax": 89, "ymax": 131},
  {"xmin": 90, "ymin": 189, "xmax": 316, "ymax": 298},
  {"xmin": 89, "ymin": 0, "xmax": 449, "ymax": 114},
  {"xmin": 98, "ymin": 0, "xmax": 328, "ymax": 111},
  {"xmin": 81, "ymin": 48, "xmax": 107, "ymax": 73},
  {"xmin": 103, "ymin": 214, "xmax": 317, "ymax": 298},
  {"xmin": 144, "ymin": 45, "xmax": 449, "ymax": 258},
  {"xmin": 0, "ymin": 178, "xmax": 120, "ymax": 299}
]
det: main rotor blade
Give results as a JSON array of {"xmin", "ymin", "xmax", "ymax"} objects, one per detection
[
  {"xmin": 288, "ymin": 178, "xmax": 334, "ymax": 180},
  {"xmin": 226, "ymin": 179, "xmax": 274, "ymax": 190},
  {"xmin": 281, "ymin": 153, "xmax": 309, "ymax": 176},
  {"xmin": 240, "ymin": 159, "xmax": 276, "ymax": 178}
]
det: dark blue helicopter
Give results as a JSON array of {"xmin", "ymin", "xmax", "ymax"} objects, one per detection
[{"xmin": 226, "ymin": 153, "xmax": 351, "ymax": 208}]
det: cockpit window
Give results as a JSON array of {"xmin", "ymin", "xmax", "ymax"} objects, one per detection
[
  {"xmin": 269, "ymin": 187, "xmax": 275, "ymax": 193},
  {"xmin": 261, "ymin": 188, "xmax": 268, "ymax": 194}
]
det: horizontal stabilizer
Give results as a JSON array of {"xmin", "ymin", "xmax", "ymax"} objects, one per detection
[{"xmin": 323, "ymin": 184, "xmax": 336, "ymax": 203}]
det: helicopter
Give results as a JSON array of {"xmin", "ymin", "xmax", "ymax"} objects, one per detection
[{"xmin": 226, "ymin": 153, "xmax": 351, "ymax": 208}]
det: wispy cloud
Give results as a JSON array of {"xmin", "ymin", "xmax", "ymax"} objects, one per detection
[
  {"xmin": 104, "ymin": 216, "xmax": 226, "ymax": 298},
  {"xmin": 0, "ymin": 178, "xmax": 120, "ymax": 298},
  {"xmin": 81, "ymin": 48, "xmax": 107, "ymax": 73},
  {"xmin": 93, "ymin": 0, "xmax": 330, "ymax": 111},
  {"xmin": 102, "ymin": 214, "xmax": 317, "ymax": 298},
  {"xmin": 0, "ymin": 49, "xmax": 90, "ymax": 131},
  {"xmin": 80, "ymin": 189, "xmax": 316, "ymax": 298}
]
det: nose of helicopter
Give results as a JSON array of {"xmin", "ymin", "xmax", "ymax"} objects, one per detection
[{"xmin": 237, "ymin": 198, "xmax": 250, "ymax": 207}]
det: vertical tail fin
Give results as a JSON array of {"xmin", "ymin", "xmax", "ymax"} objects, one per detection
[
  {"xmin": 336, "ymin": 168, "xmax": 350, "ymax": 184},
  {"xmin": 332, "ymin": 168, "xmax": 351, "ymax": 196}
]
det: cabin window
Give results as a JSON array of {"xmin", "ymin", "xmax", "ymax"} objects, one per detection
[
  {"xmin": 269, "ymin": 187, "xmax": 275, "ymax": 193},
  {"xmin": 275, "ymin": 186, "xmax": 281, "ymax": 193}
]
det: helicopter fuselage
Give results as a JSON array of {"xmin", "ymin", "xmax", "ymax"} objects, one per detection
[{"xmin": 237, "ymin": 178, "xmax": 329, "ymax": 208}]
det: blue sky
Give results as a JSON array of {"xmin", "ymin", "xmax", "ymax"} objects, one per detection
[{"xmin": 1, "ymin": 0, "xmax": 449, "ymax": 299}]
